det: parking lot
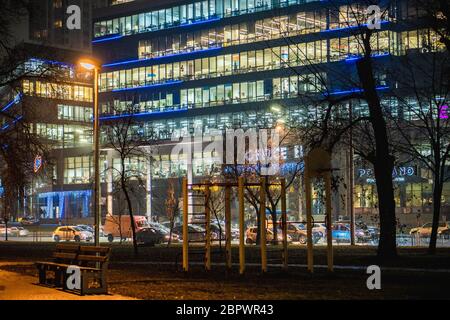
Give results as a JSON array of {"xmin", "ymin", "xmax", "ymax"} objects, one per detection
[{"xmin": 2, "ymin": 220, "xmax": 450, "ymax": 247}]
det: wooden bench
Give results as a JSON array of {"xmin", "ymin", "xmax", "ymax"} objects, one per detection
[{"xmin": 35, "ymin": 244, "xmax": 111, "ymax": 295}]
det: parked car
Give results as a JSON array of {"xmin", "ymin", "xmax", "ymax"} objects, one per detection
[
  {"xmin": 354, "ymin": 227, "xmax": 372, "ymax": 243},
  {"xmin": 245, "ymin": 227, "xmax": 292, "ymax": 244},
  {"xmin": 439, "ymin": 226, "xmax": 450, "ymax": 239},
  {"xmin": 9, "ymin": 227, "xmax": 30, "ymax": 237},
  {"xmin": 366, "ymin": 226, "xmax": 380, "ymax": 241},
  {"xmin": 77, "ymin": 225, "xmax": 94, "ymax": 234},
  {"xmin": 136, "ymin": 227, "xmax": 168, "ymax": 246},
  {"xmin": 103, "ymin": 215, "xmax": 150, "ymax": 242},
  {"xmin": 210, "ymin": 223, "xmax": 226, "ymax": 240},
  {"xmin": 287, "ymin": 222, "xmax": 326, "ymax": 244},
  {"xmin": 149, "ymin": 222, "xmax": 171, "ymax": 233},
  {"xmin": 18, "ymin": 216, "xmax": 40, "ymax": 226},
  {"xmin": 172, "ymin": 224, "xmax": 208, "ymax": 242},
  {"xmin": 0, "ymin": 225, "xmax": 12, "ymax": 236},
  {"xmin": 148, "ymin": 223, "xmax": 179, "ymax": 243},
  {"xmin": 286, "ymin": 223, "xmax": 321, "ymax": 244},
  {"xmin": 312, "ymin": 223, "xmax": 327, "ymax": 237},
  {"xmin": 161, "ymin": 221, "xmax": 172, "ymax": 229},
  {"xmin": 332, "ymin": 224, "xmax": 351, "ymax": 243},
  {"xmin": 206, "ymin": 222, "xmax": 239, "ymax": 241},
  {"xmin": 410, "ymin": 222, "xmax": 450, "ymax": 237},
  {"xmin": 53, "ymin": 226, "xmax": 93, "ymax": 242}
]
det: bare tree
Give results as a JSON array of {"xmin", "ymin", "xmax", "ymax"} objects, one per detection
[
  {"xmin": 414, "ymin": 0, "xmax": 450, "ymax": 52},
  {"xmin": 0, "ymin": 112, "xmax": 50, "ymax": 239},
  {"xmin": 388, "ymin": 50, "xmax": 450, "ymax": 254},
  {"xmin": 103, "ymin": 103, "xmax": 156, "ymax": 255},
  {"xmin": 165, "ymin": 178, "xmax": 181, "ymax": 247},
  {"xmin": 263, "ymin": 0, "xmax": 399, "ymax": 258}
]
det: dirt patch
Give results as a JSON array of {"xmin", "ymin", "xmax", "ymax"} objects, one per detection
[{"xmin": 2, "ymin": 263, "xmax": 449, "ymax": 300}]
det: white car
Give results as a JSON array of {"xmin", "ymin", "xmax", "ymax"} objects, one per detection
[
  {"xmin": 9, "ymin": 227, "xmax": 30, "ymax": 237},
  {"xmin": 0, "ymin": 225, "xmax": 12, "ymax": 235}
]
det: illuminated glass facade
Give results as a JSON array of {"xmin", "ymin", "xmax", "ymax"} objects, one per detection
[
  {"xmin": 10, "ymin": 59, "xmax": 95, "ymax": 220},
  {"xmin": 93, "ymin": 0, "xmax": 450, "ymax": 221},
  {"xmin": 94, "ymin": 0, "xmax": 322, "ymax": 38}
]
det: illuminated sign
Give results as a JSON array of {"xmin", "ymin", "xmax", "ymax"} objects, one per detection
[
  {"xmin": 34, "ymin": 155, "xmax": 43, "ymax": 173},
  {"xmin": 358, "ymin": 166, "xmax": 416, "ymax": 183},
  {"xmin": 439, "ymin": 105, "xmax": 449, "ymax": 119}
]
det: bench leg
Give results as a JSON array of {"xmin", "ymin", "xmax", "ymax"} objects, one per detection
[
  {"xmin": 101, "ymin": 271, "xmax": 108, "ymax": 294},
  {"xmin": 55, "ymin": 269, "xmax": 64, "ymax": 287},
  {"xmin": 80, "ymin": 271, "xmax": 108, "ymax": 295},
  {"xmin": 38, "ymin": 268, "xmax": 47, "ymax": 285},
  {"xmin": 80, "ymin": 272, "xmax": 90, "ymax": 296}
]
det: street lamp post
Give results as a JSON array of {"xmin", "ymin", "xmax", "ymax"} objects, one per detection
[{"xmin": 79, "ymin": 58, "xmax": 101, "ymax": 246}]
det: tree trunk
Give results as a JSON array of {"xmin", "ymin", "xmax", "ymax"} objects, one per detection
[
  {"xmin": 271, "ymin": 208, "xmax": 278, "ymax": 245},
  {"xmin": 357, "ymin": 56, "xmax": 397, "ymax": 260},
  {"xmin": 4, "ymin": 218, "xmax": 8, "ymax": 241},
  {"xmin": 254, "ymin": 205, "xmax": 261, "ymax": 245},
  {"xmin": 429, "ymin": 175, "xmax": 443, "ymax": 255},
  {"xmin": 121, "ymin": 165, "xmax": 138, "ymax": 256},
  {"xmin": 167, "ymin": 216, "xmax": 175, "ymax": 248}
]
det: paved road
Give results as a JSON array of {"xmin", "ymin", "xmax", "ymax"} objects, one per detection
[
  {"xmin": 2, "ymin": 235, "xmax": 450, "ymax": 247},
  {"xmin": 0, "ymin": 262, "xmax": 136, "ymax": 300}
]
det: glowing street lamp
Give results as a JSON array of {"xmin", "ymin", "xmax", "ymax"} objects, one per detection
[{"xmin": 79, "ymin": 58, "xmax": 101, "ymax": 246}]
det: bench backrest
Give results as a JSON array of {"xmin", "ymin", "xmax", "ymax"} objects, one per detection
[
  {"xmin": 52, "ymin": 244, "xmax": 80, "ymax": 264},
  {"xmin": 52, "ymin": 244, "xmax": 111, "ymax": 269},
  {"xmin": 77, "ymin": 246, "xmax": 111, "ymax": 269}
]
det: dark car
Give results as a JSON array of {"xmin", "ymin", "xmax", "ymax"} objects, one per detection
[
  {"xmin": 136, "ymin": 227, "xmax": 166, "ymax": 246},
  {"xmin": 172, "ymin": 224, "xmax": 219, "ymax": 242},
  {"xmin": 150, "ymin": 223, "xmax": 180, "ymax": 243},
  {"xmin": 210, "ymin": 223, "xmax": 225, "ymax": 240},
  {"xmin": 172, "ymin": 224, "xmax": 206, "ymax": 242}
]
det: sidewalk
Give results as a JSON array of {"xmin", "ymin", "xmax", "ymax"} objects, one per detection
[{"xmin": 0, "ymin": 263, "xmax": 136, "ymax": 300}]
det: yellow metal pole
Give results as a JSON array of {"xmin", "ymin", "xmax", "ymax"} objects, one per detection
[
  {"xmin": 205, "ymin": 182, "xmax": 211, "ymax": 271},
  {"xmin": 182, "ymin": 177, "xmax": 189, "ymax": 272},
  {"xmin": 225, "ymin": 184, "xmax": 232, "ymax": 270},
  {"xmin": 325, "ymin": 172, "xmax": 334, "ymax": 272},
  {"xmin": 238, "ymin": 177, "xmax": 246, "ymax": 275},
  {"xmin": 304, "ymin": 157, "xmax": 314, "ymax": 273},
  {"xmin": 281, "ymin": 179, "xmax": 288, "ymax": 270},
  {"xmin": 260, "ymin": 177, "xmax": 267, "ymax": 273}
]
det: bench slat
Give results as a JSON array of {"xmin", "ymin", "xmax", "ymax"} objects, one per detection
[
  {"xmin": 56, "ymin": 244, "xmax": 80, "ymax": 252},
  {"xmin": 53, "ymin": 252, "xmax": 78, "ymax": 260},
  {"xmin": 77, "ymin": 255, "xmax": 108, "ymax": 262},
  {"xmin": 79, "ymin": 246, "xmax": 110, "ymax": 254},
  {"xmin": 35, "ymin": 262, "xmax": 101, "ymax": 272}
]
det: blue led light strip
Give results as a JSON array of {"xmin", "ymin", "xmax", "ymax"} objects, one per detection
[
  {"xmin": 110, "ymin": 80, "xmax": 183, "ymax": 92},
  {"xmin": 103, "ymin": 47, "xmax": 222, "ymax": 68},
  {"xmin": 326, "ymin": 86, "xmax": 389, "ymax": 96},
  {"xmin": 345, "ymin": 52, "xmax": 390, "ymax": 62},
  {"xmin": 100, "ymin": 108, "xmax": 188, "ymax": 121},
  {"xmin": 1, "ymin": 115, "xmax": 23, "ymax": 131},
  {"xmin": 1, "ymin": 93, "xmax": 22, "ymax": 112},
  {"xmin": 92, "ymin": 34, "xmax": 124, "ymax": 44},
  {"xmin": 179, "ymin": 17, "xmax": 221, "ymax": 27}
]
